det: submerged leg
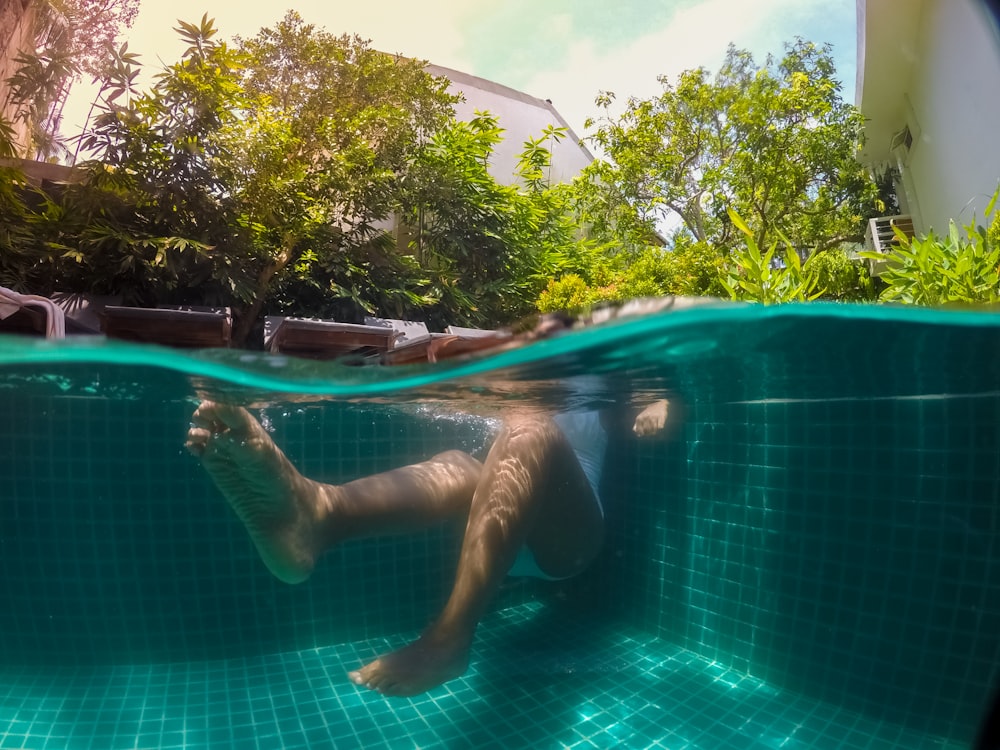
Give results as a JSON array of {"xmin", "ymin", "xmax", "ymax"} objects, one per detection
[
  {"xmin": 186, "ymin": 400, "xmax": 483, "ymax": 584},
  {"xmin": 348, "ymin": 415, "xmax": 604, "ymax": 696}
]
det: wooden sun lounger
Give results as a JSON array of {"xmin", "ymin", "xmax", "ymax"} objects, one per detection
[
  {"xmin": 266, "ymin": 318, "xmax": 396, "ymax": 361},
  {"xmin": 101, "ymin": 306, "xmax": 232, "ymax": 348}
]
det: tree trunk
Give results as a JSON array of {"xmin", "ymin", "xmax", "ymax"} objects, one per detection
[{"xmin": 231, "ymin": 237, "xmax": 296, "ymax": 347}]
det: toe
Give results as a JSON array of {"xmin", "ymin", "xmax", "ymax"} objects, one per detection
[
  {"xmin": 185, "ymin": 428, "xmax": 212, "ymax": 455},
  {"xmin": 214, "ymin": 402, "xmax": 252, "ymax": 430},
  {"xmin": 349, "ymin": 661, "xmax": 396, "ymax": 694},
  {"xmin": 191, "ymin": 404, "xmax": 224, "ymax": 432}
]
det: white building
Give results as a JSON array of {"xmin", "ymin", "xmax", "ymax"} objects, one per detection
[
  {"xmin": 426, "ymin": 63, "xmax": 594, "ymax": 186},
  {"xmin": 856, "ymin": 0, "xmax": 1000, "ymax": 234}
]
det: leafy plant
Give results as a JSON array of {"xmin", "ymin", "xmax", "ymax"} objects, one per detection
[
  {"xmin": 537, "ymin": 273, "xmax": 593, "ymax": 313},
  {"xmin": 721, "ymin": 208, "xmax": 821, "ymax": 304},
  {"xmin": 861, "ymin": 190, "xmax": 1000, "ymax": 307},
  {"xmin": 667, "ymin": 235, "xmax": 729, "ymax": 297},
  {"xmin": 806, "ymin": 246, "xmax": 875, "ymax": 301},
  {"xmin": 398, "ymin": 113, "xmax": 596, "ymax": 327},
  {"xmin": 534, "ymin": 237, "xmax": 729, "ymax": 314}
]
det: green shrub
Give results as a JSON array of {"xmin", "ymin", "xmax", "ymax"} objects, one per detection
[
  {"xmin": 807, "ymin": 247, "xmax": 875, "ymax": 301},
  {"xmin": 861, "ymin": 190, "xmax": 1000, "ymax": 307},
  {"xmin": 537, "ymin": 273, "xmax": 592, "ymax": 313},
  {"xmin": 668, "ymin": 238, "xmax": 728, "ymax": 297}
]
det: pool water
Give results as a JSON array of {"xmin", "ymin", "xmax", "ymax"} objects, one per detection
[{"xmin": 0, "ymin": 302, "xmax": 997, "ymax": 749}]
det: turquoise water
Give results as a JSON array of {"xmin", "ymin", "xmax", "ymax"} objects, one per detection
[{"xmin": 1, "ymin": 302, "xmax": 998, "ymax": 749}]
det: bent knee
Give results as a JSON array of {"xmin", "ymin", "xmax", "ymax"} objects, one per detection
[{"xmin": 501, "ymin": 415, "xmax": 562, "ymax": 445}]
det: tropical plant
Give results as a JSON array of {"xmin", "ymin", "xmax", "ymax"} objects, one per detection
[
  {"xmin": 721, "ymin": 208, "xmax": 821, "ymax": 304},
  {"xmin": 806, "ymin": 246, "xmax": 875, "ymax": 301},
  {"xmin": 861, "ymin": 190, "xmax": 1000, "ymax": 307},
  {"xmin": 68, "ymin": 15, "xmax": 250, "ymax": 309},
  {"xmin": 0, "ymin": 166, "xmax": 39, "ymax": 289}
]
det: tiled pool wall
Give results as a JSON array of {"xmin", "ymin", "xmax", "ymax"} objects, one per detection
[
  {"xmin": 2, "ymin": 382, "xmax": 998, "ymax": 746},
  {"xmin": 0, "ymin": 393, "xmax": 542, "ymax": 665},
  {"xmin": 590, "ymin": 392, "xmax": 1000, "ymax": 745}
]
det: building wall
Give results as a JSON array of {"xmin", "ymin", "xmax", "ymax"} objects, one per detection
[
  {"xmin": 427, "ymin": 63, "xmax": 593, "ymax": 186},
  {"xmin": 905, "ymin": 0, "xmax": 1000, "ymax": 232},
  {"xmin": 858, "ymin": 0, "xmax": 1000, "ymax": 233},
  {"xmin": 0, "ymin": 0, "xmax": 37, "ymax": 154}
]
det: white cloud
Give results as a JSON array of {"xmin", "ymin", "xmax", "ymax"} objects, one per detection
[
  {"xmin": 517, "ymin": 0, "xmax": 830, "ymax": 140},
  {"xmin": 58, "ymin": 0, "xmax": 849, "ymax": 156}
]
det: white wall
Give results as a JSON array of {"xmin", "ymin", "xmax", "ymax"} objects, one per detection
[
  {"xmin": 427, "ymin": 63, "xmax": 593, "ymax": 186},
  {"xmin": 859, "ymin": 0, "xmax": 1000, "ymax": 233},
  {"xmin": 905, "ymin": 0, "xmax": 1000, "ymax": 232}
]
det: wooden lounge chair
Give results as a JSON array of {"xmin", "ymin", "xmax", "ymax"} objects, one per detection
[
  {"xmin": 265, "ymin": 317, "xmax": 396, "ymax": 361},
  {"xmin": 101, "ymin": 306, "xmax": 232, "ymax": 348}
]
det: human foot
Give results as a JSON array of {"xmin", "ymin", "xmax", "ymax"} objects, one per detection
[
  {"xmin": 348, "ymin": 630, "xmax": 471, "ymax": 697},
  {"xmin": 186, "ymin": 400, "xmax": 323, "ymax": 584}
]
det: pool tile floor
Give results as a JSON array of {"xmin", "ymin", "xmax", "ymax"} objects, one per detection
[{"xmin": 0, "ymin": 603, "xmax": 963, "ymax": 750}]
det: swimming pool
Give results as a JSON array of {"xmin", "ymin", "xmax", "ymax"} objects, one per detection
[{"xmin": 0, "ymin": 303, "xmax": 997, "ymax": 749}]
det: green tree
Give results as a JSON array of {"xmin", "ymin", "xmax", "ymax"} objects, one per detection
[
  {"xmin": 17, "ymin": 13, "xmax": 594, "ymax": 339},
  {"xmin": 64, "ymin": 13, "xmax": 463, "ymax": 344},
  {"xmin": 9, "ymin": 13, "xmax": 595, "ymax": 340},
  {"xmin": 583, "ymin": 40, "xmax": 879, "ymax": 258},
  {"xmin": 221, "ymin": 10, "xmax": 458, "ymax": 341},
  {"xmin": 68, "ymin": 15, "xmax": 248, "ymax": 307},
  {"xmin": 399, "ymin": 114, "xmax": 592, "ymax": 327}
]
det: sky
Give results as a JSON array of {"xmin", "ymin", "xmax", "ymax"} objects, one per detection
[{"xmin": 62, "ymin": 0, "xmax": 859, "ymax": 144}]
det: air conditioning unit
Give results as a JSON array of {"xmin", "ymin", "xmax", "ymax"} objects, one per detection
[{"xmin": 889, "ymin": 126, "xmax": 913, "ymax": 164}]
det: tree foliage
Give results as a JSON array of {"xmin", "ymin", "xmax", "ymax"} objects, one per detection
[
  {"xmin": 1, "ymin": 0, "xmax": 139, "ymax": 159},
  {"xmin": 399, "ymin": 116, "xmax": 591, "ymax": 327},
  {"xmin": 53, "ymin": 0, "xmax": 140, "ymax": 77},
  {"xmin": 223, "ymin": 11, "xmax": 460, "ymax": 340},
  {"xmin": 9, "ymin": 16, "xmax": 960, "ymax": 333},
  {"xmin": 4, "ymin": 13, "xmax": 594, "ymax": 342},
  {"xmin": 582, "ymin": 40, "xmax": 879, "ymax": 257},
  {"xmin": 65, "ymin": 15, "xmax": 247, "ymax": 307},
  {"xmin": 65, "ymin": 13, "xmax": 468, "ymax": 342}
]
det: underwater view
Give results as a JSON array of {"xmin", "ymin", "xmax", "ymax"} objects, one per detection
[{"xmin": 1, "ymin": 302, "xmax": 999, "ymax": 749}]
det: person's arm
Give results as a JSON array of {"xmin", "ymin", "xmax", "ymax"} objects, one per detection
[{"xmin": 632, "ymin": 399, "xmax": 670, "ymax": 437}]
